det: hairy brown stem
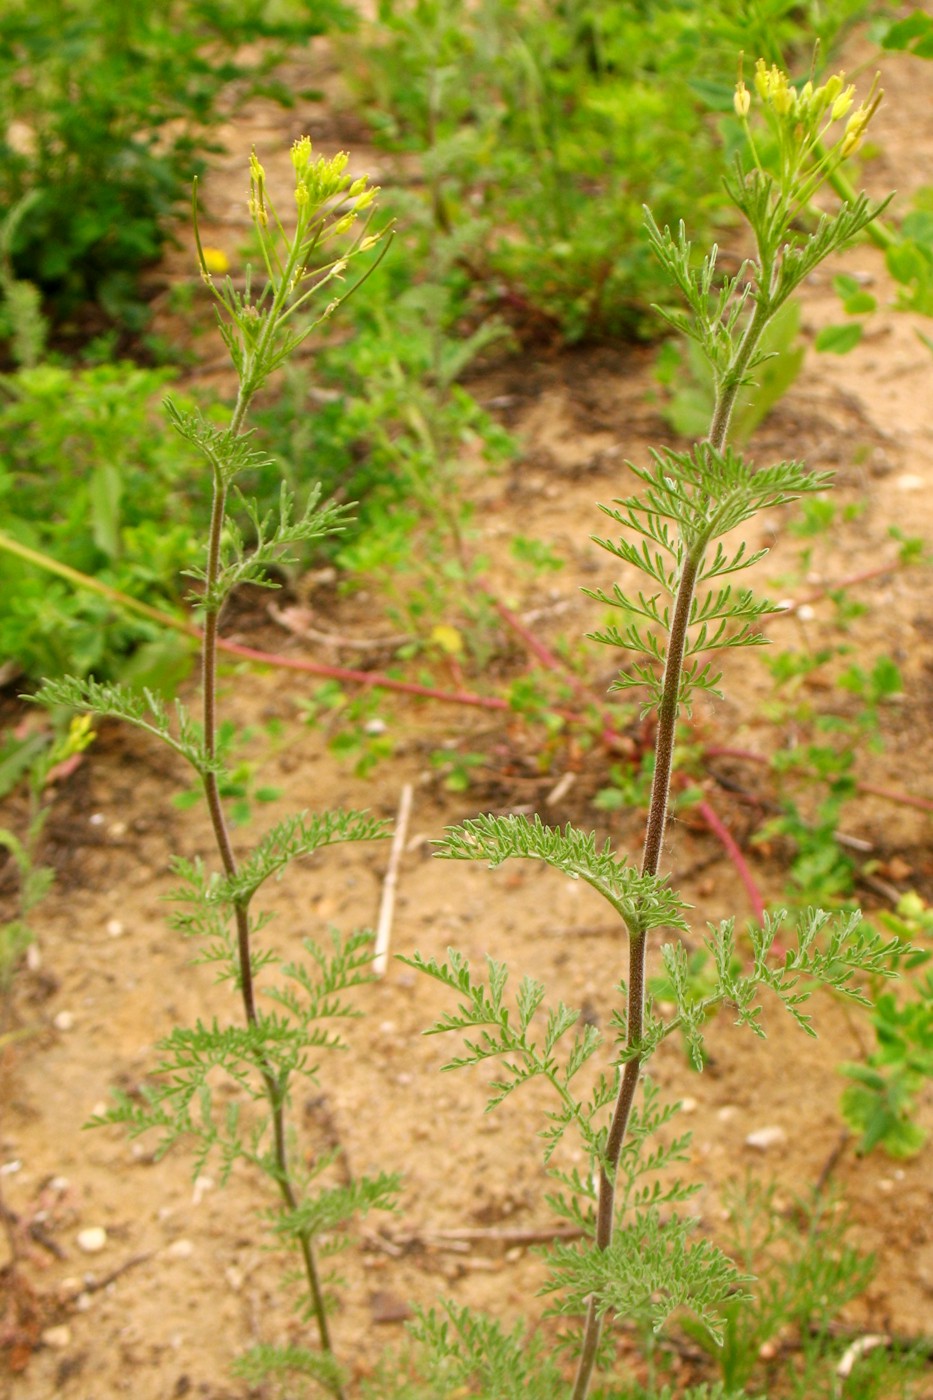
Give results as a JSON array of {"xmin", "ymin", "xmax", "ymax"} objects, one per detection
[
  {"xmin": 571, "ymin": 288, "xmax": 767, "ymax": 1397},
  {"xmin": 571, "ymin": 548, "xmax": 702, "ymax": 1400},
  {"xmin": 199, "ymin": 408, "xmax": 344, "ymax": 1395}
]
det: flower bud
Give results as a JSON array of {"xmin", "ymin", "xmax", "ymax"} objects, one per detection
[
  {"xmin": 771, "ymin": 75, "xmax": 795, "ymax": 116},
  {"xmin": 754, "ymin": 58, "xmax": 770, "ymax": 99},
  {"xmin": 733, "ymin": 81, "xmax": 751, "ymax": 118},
  {"xmin": 831, "ymin": 84, "xmax": 856, "ymax": 121}
]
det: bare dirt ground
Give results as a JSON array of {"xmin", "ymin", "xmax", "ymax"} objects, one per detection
[{"xmin": 2, "ymin": 24, "xmax": 933, "ymax": 1400}]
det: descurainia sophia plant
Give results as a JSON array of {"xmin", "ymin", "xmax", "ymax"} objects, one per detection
[
  {"xmin": 35, "ymin": 142, "xmax": 398, "ymax": 1398},
  {"xmin": 403, "ymin": 60, "xmax": 902, "ymax": 1400}
]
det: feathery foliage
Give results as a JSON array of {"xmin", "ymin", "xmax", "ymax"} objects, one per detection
[{"xmin": 405, "ymin": 57, "xmax": 900, "ymax": 1400}]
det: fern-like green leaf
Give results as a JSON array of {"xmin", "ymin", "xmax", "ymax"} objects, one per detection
[{"xmin": 435, "ymin": 814, "xmax": 689, "ymax": 934}]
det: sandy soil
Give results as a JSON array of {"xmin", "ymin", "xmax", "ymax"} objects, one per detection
[{"xmin": 2, "ymin": 23, "xmax": 933, "ymax": 1400}]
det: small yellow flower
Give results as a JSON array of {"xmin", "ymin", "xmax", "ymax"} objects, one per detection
[
  {"xmin": 771, "ymin": 77, "xmax": 795, "ymax": 116},
  {"xmin": 831, "ymin": 84, "xmax": 856, "ymax": 122},
  {"xmin": 754, "ymin": 58, "xmax": 771, "ymax": 100},
  {"xmin": 201, "ymin": 246, "xmax": 230, "ymax": 275},
  {"xmin": 290, "ymin": 135, "xmax": 313, "ymax": 173},
  {"xmin": 734, "ymin": 80, "xmax": 751, "ymax": 118},
  {"xmin": 840, "ymin": 96, "xmax": 878, "ymax": 158}
]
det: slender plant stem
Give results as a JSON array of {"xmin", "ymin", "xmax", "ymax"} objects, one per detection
[
  {"xmin": 693, "ymin": 797, "xmax": 765, "ymax": 924},
  {"xmin": 197, "ymin": 385, "xmax": 345, "ymax": 1396},
  {"xmin": 572, "ymin": 276, "xmax": 770, "ymax": 1397}
]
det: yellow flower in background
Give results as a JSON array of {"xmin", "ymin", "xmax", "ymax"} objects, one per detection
[
  {"xmin": 201, "ymin": 246, "xmax": 230, "ymax": 275},
  {"xmin": 431, "ymin": 623, "xmax": 463, "ymax": 655}
]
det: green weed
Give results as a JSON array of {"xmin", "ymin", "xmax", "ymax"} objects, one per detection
[
  {"xmin": 402, "ymin": 60, "xmax": 899, "ymax": 1400},
  {"xmin": 34, "ymin": 143, "xmax": 399, "ymax": 1395},
  {"xmin": 0, "ymin": 0, "xmax": 355, "ymax": 350}
]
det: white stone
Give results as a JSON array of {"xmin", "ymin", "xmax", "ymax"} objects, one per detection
[
  {"xmin": 745, "ymin": 1125, "xmax": 787, "ymax": 1150},
  {"xmin": 106, "ymin": 918, "xmax": 125, "ymax": 938},
  {"xmin": 166, "ymin": 1238, "xmax": 194, "ymax": 1260},
  {"xmin": 42, "ymin": 1325, "xmax": 72, "ymax": 1349},
  {"xmin": 53, "ymin": 1011, "xmax": 75, "ymax": 1032},
  {"xmin": 76, "ymin": 1226, "xmax": 108, "ymax": 1254}
]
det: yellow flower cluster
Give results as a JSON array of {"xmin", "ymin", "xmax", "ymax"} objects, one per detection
[
  {"xmin": 289, "ymin": 136, "xmax": 378, "ymax": 214},
  {"xmin": 733, "ymin": 59, "xmax": 883, "ymax": 167}
]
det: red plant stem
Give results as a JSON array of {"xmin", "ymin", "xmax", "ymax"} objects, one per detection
[
  {"xmin": 490, "ymin": 592, "xmax": 582, "ymax": 686},
  {"xmin": 693, "ymin": 797, "xmax": 766, "ymax": 924},
  {"xmin": 216, "ymin": 637, "xmax": 512, "ymax": 712}
]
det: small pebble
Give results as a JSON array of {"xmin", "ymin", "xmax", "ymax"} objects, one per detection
[
  {"xmin": 0, "ymin": 1161, "xmax": 21, "ymax": 1176},
  {"xmin": 716, "ymin": 1105, "xmax": 738, "ymax": 1123},
  {"xmin": 745, "ymin": 1126, "xmax": 787, "ymax": 1150},
  {"xmin": 76, "ymin": 1226, "xmax": 108, "ymax": 1254},
  {"xmin": 166, "ymin": 1238, "xmax": 194, "ymax": 1260},
  {"xmin": 89, "ymin": 813, "xmax": 105, "ymax": 826},
  {"xmin": 369, "ymin": 1289, "xmax": 413, "ymax": 1324},
  {"xmin": 896, "ymin": 473, "xmax": 924, "ymax": 492},
  {"xmin": 42, "ymin": 1325, "xmax": 72, "ymax": 1350},
  {"xmin": 679, "ymin": 1097, "xmax": 698, "ymax": 1114},
  {"xmin": 106, "ymin": 918, "xmax": 125, "ymax": 938},
  {"xmin": 75, "ymin": 1292, "xmax": 93, "ymax": 1313},
  {"xmin": 191, "ymin": 1175, "xmax": 214, "ymax": 1206},
  {"xmin": 53, "ymin": 1011, "xmax": 75, "ymax": 1032}
]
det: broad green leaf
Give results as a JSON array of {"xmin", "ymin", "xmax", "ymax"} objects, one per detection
[{"xmin": 815, "ymin": 323, "xmax": 862, "ymax": 354}]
